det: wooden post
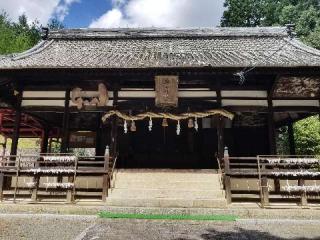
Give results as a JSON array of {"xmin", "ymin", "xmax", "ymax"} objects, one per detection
[
  {"xmin": 110, "ymin": 86, "xmax": 119, "ymax": 160},
  {"xmin": 31, "ymin": 174, "xmax": 40, "ymax": 202},
  {"xmin": 261, "ymin": 177, "xmax": 269, "ymax": 207},
  {"xmin": 40, "ymin": 127, "xmax": 49, "ymax": 154},
  {"xmin": 0, "ymin": 173, "xmax": 4, "ymax": 201},
  {"xmin": 59, "ymin": 89, "xmax": 71, "ymax": 185},
  {"xmin": 10, "ymin": 91, "xmax": 23, "ymax": 156},
  {"xmin": 6, "ymin": 91, "xmax": 22, "ymax": 188},
  {"xmin": 61, "ymin": 89, "xmax": 71, "ymax": 153},
  {"xmin": 224, "ymin": 175, "xmax": 232, "ymax": 204},
  {"xmin": 217, "ymin": 116, "xmax": 224, "ymax": 166},
  {"xmin": 298, "ymin": 179, "xmax": 307, "ymax": 206},
  {"xmin": 223, "ymin": 147, "xmax": 232, "ymax": 204},
  {"xmin": 288, "ymin": 121, "xmax": 296, "ymax": 155},
  {"xmin": 267, "ymin": 97, "xmax": 276, "ymax": 155},
  {"xmin": 102, "ymin": 146, "xmax": 110, "ymax": 202},
  {"xmin": 31, "ymin": 127, "xmax": 50, "ymax": 202},
  {"xmin": 66, "ymin": 176, "xmax": 74, "ymax": 203},
  {"xmin": 267, "ymin": 93, "xmax": 280, "ymax": 193},
  {"xmin": 95, "ymin": 113, "xmax": 104, "ymax": 156}
]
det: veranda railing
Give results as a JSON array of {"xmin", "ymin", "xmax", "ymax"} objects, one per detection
[
  {"xmin": 223, "ymin": 155, "xmax": 320, "ymax": 207},
  {"xmin": 0, "ymin": 153, "xmax": 113, "ymax": 203}
]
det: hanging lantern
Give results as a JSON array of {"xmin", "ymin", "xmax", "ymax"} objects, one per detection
[
  {"xmin": 162, "ymin": 118, "xmax": 168, "ymax": 127},
  {"xmin": 194, "ymin": 117, "xmax": 199, "ymax": 131},
  {"xmin": 130, "ymin": 120, "xmax": 136, "ymax": 132},
  {"xmin": 124, "ymin": 120, "xmax": 128, "ymax": 134},
  {"xmin": 148, "ymin": 117, "xmax": 153, "ymax": 131},
  {"xmin": 176, "ymin": 120, "xmax": 181, "ymax": 135},
  {"xmin": 188, "ymin": 118, "xmax": 194, "ymax": 128}
]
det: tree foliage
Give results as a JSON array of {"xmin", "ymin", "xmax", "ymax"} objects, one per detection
[
  {"xmin": 221, "ymin": 0, "xmax": 320, "ymax": 49},
  {"xmin": 294, "ymin": 116, "xmax": 320, "ymax": 155},
  {"xmin": 0, "ymin": 11, "xmax": 64, "ymax": 55}
]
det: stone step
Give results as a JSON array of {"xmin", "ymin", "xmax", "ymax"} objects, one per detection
[
  {"xmin": 106, "ymin": 197, "xmax": 227, "ymax": 208},
  {"xmin": 108, "ymin": 189, "xmax": 225, "ymax": 199},
  {"xmin": 113, "ymin": 173, "xmax": 221, "ymax": 182},
  {"xmin": 112, "ymin": 180, "xmax": 222, "ymax": 190}
]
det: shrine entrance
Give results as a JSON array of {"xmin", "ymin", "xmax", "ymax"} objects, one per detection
[{"xmin": 116, "ymin": 119, "xmax": 219, "ymax": 169}]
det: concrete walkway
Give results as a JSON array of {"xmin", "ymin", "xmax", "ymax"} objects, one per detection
[
  {"xmin": 1, "ymin": 202, "xmax": 320, "ymax": 219},
  {"xmin": 1, "ymin": 214, "xmax": 320, "ymax": 240}
]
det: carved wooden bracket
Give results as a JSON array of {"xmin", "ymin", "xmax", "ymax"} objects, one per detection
[{"xmin": 71, "ymin": 83, "xmax": 108, "ymax": 110}]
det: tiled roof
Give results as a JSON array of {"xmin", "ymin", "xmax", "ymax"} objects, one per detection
[{"xmin": 0, "ymin": 27, "xmax": 320, "ymax": 69}]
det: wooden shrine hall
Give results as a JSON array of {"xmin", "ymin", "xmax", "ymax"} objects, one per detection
[{"xmin": 0, "ymin": 27, "xmax": 319, "ymax": 207}]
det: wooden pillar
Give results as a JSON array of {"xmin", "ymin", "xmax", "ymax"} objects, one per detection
[
  {"xmin": 288, "ymin": 121, "xmax": 296, "ymax": 155},
  {"xmin": 95, "ymin": 113, "xmax": 104, "ymax": 156},
  {"xmin": 40, "ymin": 127, "xmax": 50, "ymax": 154},
  {"xmin": 61, "ymin": 89, "xmax": 71, "ymax": 153},
  {"xmin": 267, "ymin": 93, "xmax": 280, "ymax": 193},
  {"xmin": 267, "ymin": 97, "xmax": 276, "ymax": 155},
  {"xmin": 216, "ymin": 83, "xmax": 224, "ymax": 164},
  {"xmin": 217, "ymin": 116, "xmax": 224, "ymax": 164},
  {"xmin": 110, "ymin": 86, "xmax": 119, "ymax": 159},
  {"xmin": 10, "ymin": 90, "xmax": 23, "ymax": 156}
]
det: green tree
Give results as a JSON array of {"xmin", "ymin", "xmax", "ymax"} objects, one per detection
[
  {"xmin": 0, "ymin": 12, "xmax": 40, "ymax": 54},
  {"xmin": 221, "ymin": 0, "xmax": 320, "ymax": 49},
  {"xmin": 0, "ymin": 11, "xmax": 64, "ymax": 55},
  {"xmin": 294, "ymin": 116, "xmax": 320, "ymax": 155}
]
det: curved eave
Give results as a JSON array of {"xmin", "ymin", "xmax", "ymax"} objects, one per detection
[{"xmin": 1, "ymin": 33, "xmax": 320, "ymax": 70}]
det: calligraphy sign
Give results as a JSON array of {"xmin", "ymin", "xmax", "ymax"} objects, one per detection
[{"xmin": 155, "ymin": 75, "xmax": 179, "ymax": 108}]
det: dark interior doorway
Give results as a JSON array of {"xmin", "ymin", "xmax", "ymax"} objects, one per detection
[{"xmin": 117, "ymin": 119, "xmax": 219, "ymax": 169}]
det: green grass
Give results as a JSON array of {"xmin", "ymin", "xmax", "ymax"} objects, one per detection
[{"xmin": 98, "ymin": 211, "xmax": 237, "ymax": 221}]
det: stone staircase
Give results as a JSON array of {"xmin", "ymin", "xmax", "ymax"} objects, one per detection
[{"xmin": 106, "ymin": 169, "xmax": 227, "ymax": 208}]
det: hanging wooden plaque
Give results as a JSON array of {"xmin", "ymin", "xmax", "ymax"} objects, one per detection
[{"xmin": 155, "ymin": 75, "xmax": 179, "ymax": 108}]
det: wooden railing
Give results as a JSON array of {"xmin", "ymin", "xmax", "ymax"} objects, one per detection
[
  {"xmin": 0, "ymin": 153, "xmax": 111, "ymax": 203},
  {"xmin": 223, "ymin": 155, "xmax": 320, "ymax": 207}
]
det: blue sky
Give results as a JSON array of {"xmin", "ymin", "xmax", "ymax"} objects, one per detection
[
  {"xmin": 63, "ymin": 0, "xmax": 112, "ymax": 28},
  {"xmin": 0, "ymin": 0, "xmax": 225, "ymax": 28}
]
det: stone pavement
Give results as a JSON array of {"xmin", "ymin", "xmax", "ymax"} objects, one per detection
[
  {"xmin": 1, "ymin": 214, "xmax": 320, "ymax": 240},
  {"xmin": 1, "ymin": 202, "xmax": 320, "ymax": 239}
]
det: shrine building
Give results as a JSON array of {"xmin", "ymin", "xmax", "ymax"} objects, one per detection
[{"xmin": 0, "ymin": 27, "xmax": 319, "ymax": 207}]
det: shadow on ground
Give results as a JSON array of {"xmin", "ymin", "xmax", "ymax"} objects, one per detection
[{"xmin": 175, "ymin": 228, "xmax": 320, "ymax": 240}]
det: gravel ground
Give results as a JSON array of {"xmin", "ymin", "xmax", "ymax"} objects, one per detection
[
  {"xmin": 0, "ymin": 214, "xmax": 95, "ymax": 240},
  {"xmin": 1, "ymin": 214, "xmax": 320, "ymax": 240}
]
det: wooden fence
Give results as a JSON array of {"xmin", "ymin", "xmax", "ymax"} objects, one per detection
[
  {"xmin": 0, "ymin": 153, "xmax": 115, "ymax": 203},
  {"xmin": 224, "ymin": 155, "xmax": 320, "ymax": 207}
]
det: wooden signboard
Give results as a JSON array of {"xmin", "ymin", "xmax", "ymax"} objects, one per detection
[
  {"xmin": 69, "ymin": 131, "xmax": 96, "ymax": 148},
  {"xmin": 155, "ymin": 75, "xmax": 179, "ymax": 108}
]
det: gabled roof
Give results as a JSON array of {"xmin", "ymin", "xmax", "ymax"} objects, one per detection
[{"xmin": 0, "ymin": 27, "xmax": 320, "ymax": 69}]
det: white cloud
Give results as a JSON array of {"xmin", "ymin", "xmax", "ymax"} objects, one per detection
[
  {"xmin": 0, "ymin": 0, "xmax": 79, "ymax": 25},
  {"xmin": 90, "ymin": 0, "xmax": 225, "ymax": 28}
]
